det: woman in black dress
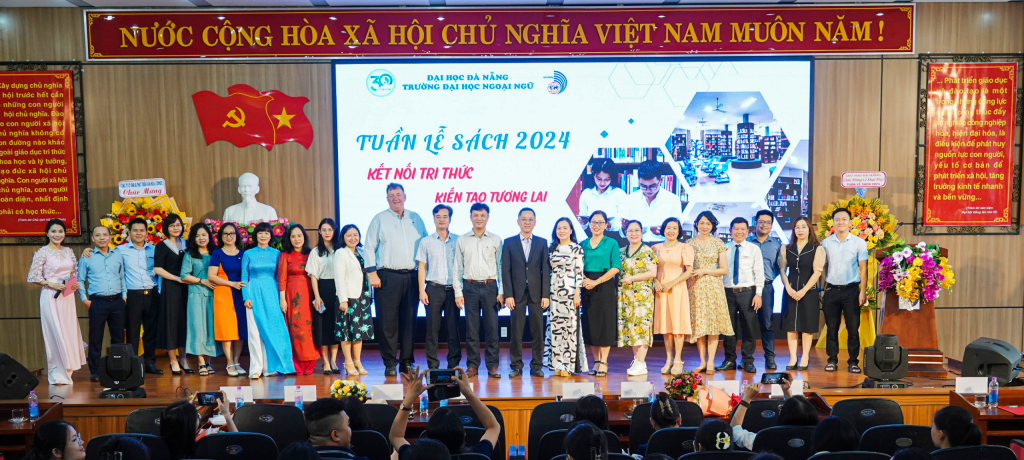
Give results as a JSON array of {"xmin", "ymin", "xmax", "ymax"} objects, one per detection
[
  {"xmin": 154, "ymin": 213, "xmax": 191, "ymax": 375},
  {"xmin": 778, "ymin": 216, "xmax": 826, "ymax": 371}
]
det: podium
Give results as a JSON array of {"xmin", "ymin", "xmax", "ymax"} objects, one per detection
[{"xmin": 875, "ymin": 248, "xmax": 948, "ymax": 377}]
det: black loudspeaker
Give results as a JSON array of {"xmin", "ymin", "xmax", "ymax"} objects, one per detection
[
  {"xmin": 962, "ymin": 337, "xmax": 1022, "ymax": 385},
  {"xmin": 99, "ymin": 343, "xmax": 145, "ymax": 391},
  {"xmin": 0, "ymin": 353, "xmax": 40, "ymax": 399}
]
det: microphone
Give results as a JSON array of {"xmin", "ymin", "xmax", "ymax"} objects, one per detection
[{"xmin": 53, "ymin": 276, "xmax": 69, "ymax": 299}]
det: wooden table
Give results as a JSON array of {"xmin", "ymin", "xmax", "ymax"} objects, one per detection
[
  {"xmin": 949, "ymin": 390, "xmax": 1024, "ymax": 446},
  {"xmin": 0, "ymin": 402, "xmax": 63, "ymax": 460}
]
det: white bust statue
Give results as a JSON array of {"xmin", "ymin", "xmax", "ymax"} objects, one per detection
[{"xmin": 222, "ymin": 172, "xmax": 279, "ymax": 224}]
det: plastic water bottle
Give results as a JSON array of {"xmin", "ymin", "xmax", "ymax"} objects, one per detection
[
  {"xmin": 28, "ymin": 389, "xmax": 38, "ymax": 417},
  {"xmin": 294, "ymin": 392, "xmax": 304, "ymax": 411},
  {"xmin": 594, "ymin": 382, "xmax": 603, "ymax": 399},
  {"xmin": 235, "ymin": 386, "xmax": 244, "ymax": 409},
  {"xmin": 648, "ymin": 382, "xmax": 656, "ymax": 403},
  {"xmin": 988, "ymin": 377, "xmax": 999, "ymax": 409},
  {"xmin": 419, "ymin": 392, "xmax": 429, "ymax": 415}
]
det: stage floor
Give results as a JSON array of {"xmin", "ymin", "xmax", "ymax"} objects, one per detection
[{"xmin": 32, "ymin": 343, "xmax": 958, "ymax": 403}]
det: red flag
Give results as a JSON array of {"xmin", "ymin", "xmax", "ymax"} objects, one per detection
[
  {"xmin": 191, "ymin": 90, "xmax": 276, "ymax": 151},
  {"xmin": 228, "ymin": 84, "xmax": 314, "ymax": 149}
]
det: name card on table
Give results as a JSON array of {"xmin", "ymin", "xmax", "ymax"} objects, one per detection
[
  {"xmin": 770, "ymin": 380, "xmax": 804, "ymax": 398},
  {"xmin": 284, "ymin": 385, "xmax": 318, "ymax": 402},
  {"xmin": 956, "ymin": 377, "xmax": 989, "ymax": 394},
  {"xmin": 707, "ymin": 380, "xmax": 741, "ymax": 396},
  {"xmin": 220, "ymin": 386, "xmax": 254, "ymax": 403},
  {"xmin": 562, "ymin": 383, "xmax": 595, "ymax": 399},
  {"xmin": 621, "ymin": 382, "xmax": 654, "ymax": 399},
  {"xmin": 371, "ymin": 384, "xmax": 405, "ymax": 401}
]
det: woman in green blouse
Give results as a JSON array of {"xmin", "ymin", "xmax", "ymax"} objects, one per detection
[{"xmin": 580, "ymin": 210, "xmax": 621, "ymax": 377}]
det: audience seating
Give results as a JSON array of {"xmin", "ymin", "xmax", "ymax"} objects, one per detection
[
  {"xmin": 551, "ymin": 453, "xmax": 632, "ymax": 460},
  {"xmin": 677, "ymin": 452, "xmax": 755, "ymax": 459},
  {"xmin": 232, "ymin": 403, "xmax": 308, "ymax": 450},
  {"xmin": 535, "ymin": 429, "xmax": 622, "ymax": 460},
  {"xmin": 352, "ymin": 430, "xmax": 392, "ymax": 460},
  {"xmin": 858, "ymin": 424, "xmax": 935, "ymax": 455},
  {"xmin": 629, "ymin": 403, "xmax": 655, "ymax": 454},
  {"xmin": 751, "ymin": 426, "xmax": 815, "ymax": 460},
  {"xmin": 807, "ymin": 452, "xmax": 889, "ymax": 459},
  {"xmin": 646, "ymin": 427, "xmax": 699, "ymax": 459},
  {"xmin": 86, "ymin": 433, "xmax": 173, "ymax": 460},
  {"xmin": 364, "ymin": 403, "xmax": 400, "ymax": 441},
  {"xmin": 740, "ymin": 400, "xmax": 784, "ymax": 434},
  {"xmin": 125, "ymin": 406, "xmax": 166, "ymax": 434},
  {"xmin": 444, "ymin": 403, "xmax": 507, "ymax": 460},
  {"xmin": 528, "ymin": 402, "xmax": 577, "ymax": 460},
  {"xmin": 1009, "ymin": 439, "xmax": 1024, "ymax": 460},
  {"xmin": 932, "ymin": 445, "xmax": 1017, "ymax": 460},
  {"xmin": 453, "ymin": 454, "xmax": 493, "ymax": 460},
  {"xmin": 830, "ymin": 398, "xmax": 903, "ymax": 435},
  {"xmin": 193, "ymin": 432, "xmax": 279, "ymax": 460}
]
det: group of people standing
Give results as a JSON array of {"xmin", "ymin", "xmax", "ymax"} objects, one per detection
[{"xmin": 27, "ymin": 180, "xmax": 868, "ymax": 384}]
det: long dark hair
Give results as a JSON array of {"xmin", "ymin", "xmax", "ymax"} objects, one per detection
[
  {"xmin": 549, "ymin": 217, "xmax": 578, "ymax": 254},
  {"xmin": 25, "ymin": 419, "xmax": 74, "ymax": 460},
  {"xmin": 651, "ymin": 392, "xmax": 680, "ymax": 429},
  {"xmin": 160, "ymin": 400, "xmax": 199, "ymax": 460},
  {"xmin": 564, "ymin": 421, "xmax": 607, "ymax": 460},
  {"xmin": 933, "ymin": 405, "xmax": 982, "ymax": 447},
  {"xmin": 97, "ymin": 435, "xmax": 150, "ymax": 460},
  {"xmin": 695, "ymin": 419, "xmax": 733, "ymax": 452},
  {"xmin": 284, "ymin": 224, "xmax": 311, "ymax": 255},
  {"xmin": 187, "ymin": 223, "xmax": 214, "ymax": 259},
  {"xmin": 340, "ymin": 224, "xmax": 363, "ymax": 249},
  {"xmin": 44, "ymin": 218, "xmax": 66, "ymax": 236},
  {"xmin": 342, "ymin": 395, "xmax": 370, "ymax": 431},
  {"xmin": 574, "ymin": 395, "xmax": 609, "ymax": 430},
  {"xmin": 217, "ymin": 222, "xmax": 239, "ymax": 250},
  {"xmin": 424, "ymin": 407, "xmax": 466, "ymax": 454},
  {"xmin": 776, "ymin": 395, "xmax": 818, "ymax": 426},
  {"xmin": 316, "ymin": 218, "xmax": 340, "ymax": 257},
  {"xmin": 161, "ymin": 213, "xmax": 184, "ymax": 241},
  {"xmin": 787, "ymin": 216, "xmax": 820, "ymax": 250},
  {"xmin": 811, "ymin": 416, "xmax": 859, "ymax": 453}
]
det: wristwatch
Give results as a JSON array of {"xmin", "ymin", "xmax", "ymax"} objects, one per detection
[
  {"xmin": 738, "ymin": 400, "xmax": 750, "ymax": 408},
  {"xmin": 399, "ymin": 402, "xmax": 411, "ymax": 412}
]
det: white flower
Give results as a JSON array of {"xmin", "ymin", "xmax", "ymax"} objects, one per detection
[
  {"xmin": 917, "ymin": 241, "xmax": 928, "ymax": 249},
  {"xmin": 892, "ymin": 252, "xmax": 904, "ymax": 263},
  {"xmin": 902, "ymin": 247, "xmax": 913, "ymax": 257}
]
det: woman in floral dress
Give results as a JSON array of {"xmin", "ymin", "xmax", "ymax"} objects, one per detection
[
  {"xmin": 278, "ymin": 224, "xmax": 320, "ymax": 375},
  {"xmin": 688, "ymin": 211, "xmax": 733, "ymax": 373},
  {"xmin": 335, "ymin": 224, "xmax": 374, "ymax": 375},
  {"xmin": 618, "ymin": 220, "xmax": 658, "ymax": 376},
  {"xmin": 544, "ymin": 217, "xmax": 587, "ymax": 376}
]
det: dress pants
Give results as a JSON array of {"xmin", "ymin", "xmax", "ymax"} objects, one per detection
[
  {"xmin": 425, "ymin": 283, "xmax": 463, "ymax": 369},
  {"xmin": 758, "ymin": 283, "xmax": 776, "ymax": 362},
  {"xmin": 126, "ymin": 289, "xmax": 158, "ymax": 365},
  {"xmin": 823, "ymin": 284, "xmax": 861, "ymax": 365},
  {"xmin": 463, "ymin": 281, "xmax": 499, "ymax": 371},
  {"xmin": 722, "ymin": 288, "xmax": 759, "ymax": 365},
  {"xmin": 374, "ymin": 269, "xmax": 419, "ymax": 371},
  {"xmin": 246, "ymin": 307, "xmax": 265, "ymax": 377},
  {"xmin": 87, "ymin": 296, "xmax": 126, "ymax": 375},
  {"xmin": 510, "ymin": 286, "xmax": 545, "ymax": 372}
]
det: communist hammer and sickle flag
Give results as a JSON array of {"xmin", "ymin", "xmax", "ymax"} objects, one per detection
[{"xmin": 192, "ymin": 84, "xmax": 313, "ymax": 151}]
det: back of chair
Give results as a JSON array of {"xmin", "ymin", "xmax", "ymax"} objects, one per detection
[
  {"xmin": 807, "ymin": 452, "xmax": 889, "ymax": 460},
  {"xmin": 1010, "ymin": 439, "xmax": 1024, "ymax": 460},
  {"xmin": 125, "ymin": 406, "xmax": 166, "ymax": 434},
  {"xmin": 232, "ymin": 404, "xmax": 308, "ymax": 450},
  {"xmin": 537, "ymin": 429, "xmax": 569, "ymax": 460},
  {"xmin": 678, "ymin": 402, "xmax": 704, "ymax": 427},
  {"xmin": 751, "ymin": 426, "xmax": 815, "ymax": 460},
  {"xmin": 646, "ymin": 427, "xmax": 698, "ymax": 459},
  {"xmin": 193, "ymin": 432, "xmax": 279, "ymax": 460},
  {"xmin": 86, "ymin": 433, "xmax": 173, "ymax": 460},
  {"xmin": 528, "ymin": 402, "xmax": 577, "ymax": 460},
  {"xmin": 453, "ymin": 454, "xmax": 493, "ymax": 460},
  {"xmin": 830, "ymin": 398, "xmax": 903, "ymax": 435},
  {"xmin": 608, "ymin": 454, "xmax": 633, "ymax": 460},
  {"xmin": 444, "ymin": 404, "xmax": 506, "ymax": 460},
  {"xmin": 932, "ymin": 445, "xmax": 1017, "ymax": 460},
  {"xmin": 352, "ymin": 430, "xmax": 392, "ymax": 460},
  {"xmin": 603, "ymin": 430, "xmax": 622, "ymax": 453},
  {"xmin": 678, "ymin": 453, "xmax": 756, "ymax": 460},
  {"xmin": 629, "ymin": 403, "xmax": 655, "ymax": 454},
  {"xmin": 740, "ymin": 400, "xmax": 784, "ymax": 434},
  {"xmin": 859, "ymin": 424, "xmax": 935, "ymax": 455},
  {"xmin": 365, "ymin": 403, "xmax": 400, "ymax": 440}
]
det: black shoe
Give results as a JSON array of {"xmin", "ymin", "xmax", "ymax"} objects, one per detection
[
  {"xmin": 765, "ymin": 360, "xmax": 777, "ymax": 370},
  {"xmin": 797, "ymin": 365, "xmax": 809, "ymax": 371},
  {"xmin": 385, "ymin": 367, "xmax": 397, "ymax": 377},
  {"xmin": 509, "ymin": 369, "xmax": 522, "ymax": 378},
  {"xmin": 90, "ymin": 374, "xmax": 100, "ymax": 382},
  {"xmin": 530, "ymin": 369, "xmax": 545, "ymax": 378},
  {"xmin": 848, "ymin": 365, "xmax": 862, "ymax": 374},
  {"xmin": 743, "ymin": 363, "xmax": 757, "ymax": 373},
  {"xmin": 323, "ymin": 368, "xmax": 333, "ymax": 375},
  {"xmin": 824, "ymin": 363, "xmax": 838, "ymax": 372},
  {"xmin": 785, "ymin": 364, "xmax": 798, "ymax": 370},
  {"xmin": 144, "ymin": 364, "xmax": 164, "ymax": 375},
  {"xmin": 714, "ymin": 361, "xmax": 737, "ymax": 371}
]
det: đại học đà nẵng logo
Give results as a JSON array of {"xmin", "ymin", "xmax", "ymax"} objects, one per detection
[
  {"xmin": 545, "ymin": 71, "xmax": 567, "ymax": 95},
  {"xmin": 367, "ymin": 69, "xmax": 395, "ymax": 97}
]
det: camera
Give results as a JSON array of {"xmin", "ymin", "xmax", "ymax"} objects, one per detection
[
  {"xmin": 196, "ymin": 392, "xmax": 223, "ymax": 406},
  {"xmin": 760, "ymin": 372, "xmax": 790, "ymax": 385},
  {"xmin": 427, "ymin": 369, "xmax": 461, "ymax": 385},
  {"xmin": 426, "ymin": 369, "xmax": 462, "ymax": 402}
]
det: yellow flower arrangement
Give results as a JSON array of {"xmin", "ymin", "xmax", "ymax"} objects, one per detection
[
  {"xmin": 818, "ymin": 195, "xmax": 902, "ymax": 250},
  {"xmin": 100, "ymin": 195, "xmax": 191, "ymax": 249},
  {"xmin": 330, "ymin": 379, "xmax": 368, "ymax": 401}
]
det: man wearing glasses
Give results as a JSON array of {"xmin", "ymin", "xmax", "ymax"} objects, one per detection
[
  {"xmin": 622, "ymin": 160, "xmax": 684, "ymax": 242},
  {"xmin": 746, "ymin": 210, "xmax": 782, "ymax": 370}
]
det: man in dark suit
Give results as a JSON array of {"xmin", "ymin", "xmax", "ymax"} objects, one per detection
[{"xmin": 501, "ymin": 208, "xmax": 550, "ymax": 378}]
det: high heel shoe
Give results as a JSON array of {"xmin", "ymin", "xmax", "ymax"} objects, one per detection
[
  {"xmin": 170, "ymin": 362, "xmax": 183, "ymax": 376},
  {"xmin": 225, "ymin": 364, "xmax": 239, "ymax": 377},
  {"xmin": 661, "ymin": 362, "xmax": 673, "ymax": 375},
  {"xmin": 693, "ymin": 364, "xmax": 707, "ymax": 373},
  {"xmin": 345, "ymin": 363, "xmax": 358, "ymax": 376},
  {"xmin": 671, "ymin": 361, "xmax": 684, "ymax": 375},
  {"xmin": 354, "ymin": 361, "xmax": 368, "ymax": 375},
  {"xmin": 180, "ymin": 360, "xmax": 196, "ymax": 374}
]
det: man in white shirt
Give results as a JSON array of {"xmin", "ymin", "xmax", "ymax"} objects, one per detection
[
  {"xmin": 621, "ymin": 160, "xmax": 683, "ymax": 242},
  {"xmin": 716, "ymin": 217, "xmax": 765, "ymax": 374},
  {"xmin": 454, "ymin": 202, "xmax": 504, "ymax": 378}
]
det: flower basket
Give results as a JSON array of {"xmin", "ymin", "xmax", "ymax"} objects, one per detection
[
  {"xmin": 100, "ymin": 195, "xmax": 191, "ymax": 248},
  {"xmin": 205, "ymin": 218, "xmax": 292, "ymax": 250},
  {"xmin": 664, "ymin": 371, "xmax": 704, "ymax": 399},
  {"xmin": 330, "ymin": 379, "xmax": 368, "ymax": 401},
  {"xmin": 818, "ymin": 195, "xmax": 902, "ymax": 251},
  {"xmin": 878, "ymin": 242, "xmax": 956, "ymax": 305}
]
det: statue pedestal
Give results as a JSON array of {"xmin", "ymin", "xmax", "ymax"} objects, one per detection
[{"xmin": 876, "ymin": 248, "xmax": 948, "ymax": 377}]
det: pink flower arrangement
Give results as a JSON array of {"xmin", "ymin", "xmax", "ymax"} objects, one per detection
[
  {"xmin": 204, "ymin": 217, "xmax": 292, "ymax": 250},
  {"xmin": 665, "ymin": 371, "xmax": 703, "ymax": 399},
  {"xmin": 878, "ymin": 242, "xmax": 955, "ymax": 304}
]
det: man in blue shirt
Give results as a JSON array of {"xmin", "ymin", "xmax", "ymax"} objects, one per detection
[
  {"xmin": 118, "ymin": 217, "xmax": 163, "ymax": 375},
  {"xmin": 78, "ymin": 225, "xmax": 127, "ymax": 382},
  {"xmin": 747, "ymin": 210, "xmax": 782, "ymax": 370},
  {"xmin": 416, "ymin": 204, "xmax": 463, "ymax": 371},
  {"xmin": 820, "ymin": 207, "xmax": 869, "ymax": 373}
]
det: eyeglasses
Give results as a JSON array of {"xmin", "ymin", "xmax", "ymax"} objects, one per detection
[
  {"xmin": 223, "ymin": 232, "xmax": 237, "ymax": 236},
  {"xmin": 639, "ymin": 183, "xmax": 660, "ymax": 191},
  {"xmin": 757, "ymin": 220, "xmax": 773, "ymax": 225},
  {"xmin": 590, "ymin": 221, "xmax": 607, "ymax": 226}
]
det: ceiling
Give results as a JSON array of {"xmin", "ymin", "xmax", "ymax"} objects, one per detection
[{"xmin": 0, "ymin": 0, "xmax": 1009, "ymax": 7}]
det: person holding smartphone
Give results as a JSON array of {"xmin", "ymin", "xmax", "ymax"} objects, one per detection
[
  {"xmin": 391, "ymin": 366, "xmax": 501, "ymax": 459},
  {"xmin": 728, "ymin": 375, "xmax": 817, "ymax": 451}
]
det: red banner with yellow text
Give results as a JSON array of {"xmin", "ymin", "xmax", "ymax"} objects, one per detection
[
  {"xmin": 923, "ymin": 63, "xmax": 1018, "ymax": 226},
  {"xmin": 84, "ymin": 5, "xmax": 914, "ymax": 61}
]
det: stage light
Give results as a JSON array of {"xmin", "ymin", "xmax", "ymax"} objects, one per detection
[
  {"xmin": 863, "ymin": 334, "xmax": 908, "ymax": 388},
  {"xmin": 98, "ymin": 344, "xmax": 147, "ymax": 399}
]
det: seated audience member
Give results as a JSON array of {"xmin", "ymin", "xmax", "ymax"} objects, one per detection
[
  {"xmin": 391, "ymin": 367, "xmax": 501, "ymax": 458},
  {"xmin": 634, "ymin": 392, "xmax": 682, "ymax": 456},
  {"xmin": 343, "ymin": 395, "xmax": 371, "ymax": 431},
  {"xmin": 930, "ymin": 405, "xmax": 982, "ymax": 449},
  {"xmin": 729, "ymin": 376, "xmax": 817, "ymax": 450},
  {"xmin": 694, "ymin": 420, "xmax": 734, "ymax": 452},
  {"xmin": 751, "ymin": 455, "xmax": 784, "ymax": 460},
  {"xmin": 575, "ymin": 395, "xmax": 610, "ymax": 430},
  {"xmin": 891, "ymin": 447, "xmax": 937, "ymax": 460},
  {"xmin": 278, "ymin": 442, "xmax": 324, "ymax": 460},
  {"xmin": 811, "ymin": 416, "xmax": 859, "ymax": 453},
  {"xmin": 565, "ymin": 422, "xmax": 608, "ymax": 460},
  {"xmin": 304, "ymin": 398, "xmax": 368, "ymax": 460},
  {"xmin": 161, "ymin": 393, "xmax": 237, "ymax": 460},
  {"xmin": 403, "ymin": 439, "xmax": 452, "ymax": 460},
  {"xmin": 97, "ymin": 436, "xmax": 150, "ymax": 460},
  {"xmin": 25, "ymin": 420, "xmax": 85, "ymax": 460}
]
